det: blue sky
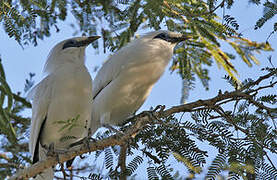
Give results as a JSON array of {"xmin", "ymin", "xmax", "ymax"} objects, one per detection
[{"xmin": 0, "ymin": 1, "xmax": 276, "ymax": 178}]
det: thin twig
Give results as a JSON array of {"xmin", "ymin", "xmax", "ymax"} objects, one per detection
[
  {"xmin": 163, "ymin": 0, "xmax": 189, "ymax": 23},
  {"xmin": 265, "ymin": 151, "xmax": 277, "ymax": 171},
  {"xmin": 10, "ymin": 71, "xmax": 276, "ymax": 179},
  {"xmin": 251, "ymin": 81, "xmax": 277, "ymax": 93},
  {"xmin": 201, "ymin": 0, "xmax": 226, "ymax": 16},
  {"xmin": 163, "ymin": 0, "xmax": 225, "ymax": 19},
  {"xmin": 212, "ymin": 105, "xmax": 248, "ymax": 134},
  {"xmin": 241, "ymin": 69, "xmax": 277, "ymax": 91},
  {"xmin": 10, "ymin": 115, "xmax": 151, "ymax": 179},
  {"xmin": 59, "ymin": 163, "xmax": 67, "ymax": 180}
]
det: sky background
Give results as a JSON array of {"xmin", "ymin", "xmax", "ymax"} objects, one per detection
[{"xmin": 0, "ymin": 1, "xmax": 276, "ymax": 179}]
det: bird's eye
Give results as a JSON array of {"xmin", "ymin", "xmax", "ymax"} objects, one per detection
[
  {"xmin": 63, "ymin": 40, "xmax": 78, "ymax": 49},
  {"xmin": 153, "ymin": 33, "xmax": 168, "ymax": 40}
]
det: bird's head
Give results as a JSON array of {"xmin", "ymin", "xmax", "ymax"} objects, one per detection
[
  {"xmin": 140, "ymin": 30, "xmax": 190, "ymax": 49},
  {"xmin": 123, "ymin": 30, "xmax": 190, "ymax": 63},
  {"xmin": 43, "ymin": 36, "xmax": 100, "ymax": 74}
]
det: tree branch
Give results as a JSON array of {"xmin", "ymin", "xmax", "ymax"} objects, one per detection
[
  {"xmin": 12, "ymin": 93, "xmax": 32, "ymax": 108},
  {"xmin": 241, "ymin": 69, "xmax": 277, "ymax": 91},
  {"xmin": 163, "ymin": 0, "xmax": 225, "ymax": 20},
  {"xmin": 163, "ymin": 0, "xmax": 189, "ymax": 23},
  {"xmin": 265, "ymin": 151, "xmax": 277, "ymax": 171},
  {"xmin": 10, "ymin": 115, "xmax": 151, "ymax": 180},
  {"xmin": 10, "ymin": 71, "xmax": 276, "ymax": 179},
  {"xmin": 119, "ymin": 144, "xmax": 128, "ymax": 180}
]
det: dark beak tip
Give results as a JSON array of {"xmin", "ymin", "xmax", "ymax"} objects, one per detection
[
  {"xmin": 181, "ymin": 35, "xmax": 191, "ymax": 41},
  {"xmin": 88, "ymin": 36, "xmax": 101, "ymax": 42}
]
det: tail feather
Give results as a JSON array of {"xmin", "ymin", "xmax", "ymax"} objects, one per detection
[
  {"xmin": 33, "ymin": 168, "xmax": 54, "ymax": 180},
  {"xmin": 32, "ymin": 143, "xmax": 54, "ymax": 180}
]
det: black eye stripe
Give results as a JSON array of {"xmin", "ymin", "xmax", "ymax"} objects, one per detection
[
  {"xmin": 62, "ymin": 40, "xmax": 78, "ymax": 49},
  {"xmin": 153, "ymin": 32, "xmax": 184, "ymax": 43},
  {"xmin": 153, "ymin": 33, "xmax": 168, "ymax": 40}
]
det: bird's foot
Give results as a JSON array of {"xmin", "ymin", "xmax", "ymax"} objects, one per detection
[
  {"xmin": 142, "ymin": 105, "xmax": 166, "ymax": 121},
  {"xmin": 45, "ymin": 143, "xmax": 67, "ymax": 163},
  {"xmin": 153, "ymin": 105, "xmax": 166, "ymax": 113},
  {"xmin": 69, "ymin": 136, "xmax": 95, "ymax": 152},
  {"xmin": 66, "ymin": 137, "xmax": 95, "ymax": 168},
  {"xmin": 103, "ymin": 124, "xmax": 124, "ymax": 135}
]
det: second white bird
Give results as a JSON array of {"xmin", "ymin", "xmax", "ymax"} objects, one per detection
[{"xmin": 91, "ymin": 30, "xmax": 190, "ymax": 129}]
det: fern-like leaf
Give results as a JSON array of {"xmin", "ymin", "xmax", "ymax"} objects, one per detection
[
  {"xmin": 126, "ymin": 156, "xmax": 143, "ymax": 175},
  {"xmin": 104, "ymin": 147, "xmax": 114, "ymax": 169},
  {"xmin": 205, "ymin": 152, "xmax": 227, "ymax": 179},
  {"xmin": 147, "ymin": 166, "xmax": 159, "ymax": 180}
]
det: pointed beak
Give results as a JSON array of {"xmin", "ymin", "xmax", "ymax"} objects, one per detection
[
  {"xmin": 176, "ymin": 34, "xmax": 193, "ymax": 42},
  {"xmin": 79, "ymin": 36, "xmax": 101, "ymax": 47},
  {"xmin": 169, "ymin": 34, "xmax": 193, "ymax": 44},
  {"xmin": 87, "ymin": 36, "xmax": 101, "ymax": 43}
]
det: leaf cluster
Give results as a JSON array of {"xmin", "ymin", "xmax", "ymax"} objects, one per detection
[
  {"xmin": 71, "ymin": 68, "xmax": 276, "ymax": 180},
  {"xmin": 0, "ymin": 56, "xmax": 32, "ymax": 179},
  {"xmin": 0, "ymin": 0, "xmax": 277, "ymax": 179},
  {"xmin": 0, "ymin": 0, "xmax": 273, "ymax": 88},
  {"xmin": 254, "ymin": 2, "xmax": 277, "ymax": 30}
]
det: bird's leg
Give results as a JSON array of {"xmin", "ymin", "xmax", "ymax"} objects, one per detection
[
  {"xmin": 69, "ymin": 136, "xmax": 96, "ymax": 153},
  {"xmin": 66, "ymin": 137, "xmax": 95, "ymax": 168},
  {"xmin": 141, "ymin": 110, "xmax": 157, "ymax": 120},
  {"xmin": 127, "ymin": 105, "xmax": 165, "ymax": 123},
  {"xmin": 100, "ymin": 112, "xmax": 124, "ymax": 134},
  {"xmin": 44, "ymin": 143, "xmax": 64, "ymax": 163}
]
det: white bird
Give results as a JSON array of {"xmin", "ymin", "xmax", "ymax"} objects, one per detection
[
  {"xmin": 91, "ymin": 30, "xmax": 190, "ymax": 129},
  {"xmin": 28, "ymin": 36, "xmax": 100, "ymax": 179}
]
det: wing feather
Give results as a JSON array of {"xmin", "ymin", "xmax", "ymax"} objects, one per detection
[
  {"xmin": 92, "ymin": 48, "xmax": 135, "ymax": 99},
  {"xmin": 92, "ymin": 58, "xmax": 121, "ymax": 99},
  {"xmin": 28, "ymin": 75, "xmax": 53, "ymax": 161}
]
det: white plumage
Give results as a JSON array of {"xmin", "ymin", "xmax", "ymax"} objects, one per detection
[
  {"xmin": 91, "ymin": 30, "xmax": 189, "ymax": 128},
  {"xmin": 28, "ymin": 36, "xmax": 99, "ymax": 179}
]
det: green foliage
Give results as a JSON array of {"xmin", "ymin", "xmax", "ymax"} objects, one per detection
[
  {"xmin": 205, "ymin": 152, "xmax": 227, "ymax": 179},
  {"xmin": 0, "ymin": 0, "xmax": 277, "ymax": 179},
  {"xmin": 24, "ymin": 73, "xmax": 35, "ymax": 93},
  {"xmin": 249, "ymin": 0, "xmax": 262, "ymax": 5},
  {"xmin": 223, "ymin": 15, "xmax": 240, "ymax": 36},
  {"xmin": 0, "ymin": 0, "xmax": 67, "ymax": 46},
  {"xmin": 156, "ymin": 164, "xmax": 174, "ymax": 179},
  {"xmin": 0, "ymin": 0, "xmax": 273, "ymax": 88},
  {"xmin": 104, "ymin": 147, "xmax": 114, "ymax": 169},
  {"xmin": 0, "ymin": 56, "xmax": 32, "ymax": 178},
  {"xmin": 147, "ymin": 166, "xmax": 159, "ymax": 180},
  {"xmin": 258, "ymin": 162, "xmax": 277, "ymax": 179},
  {"xmin": 255, "ymin": 1, "xmax": 277, "ymax": 29},
  {"xmin": 82, "ymin": 68, "xmax": 276, "ymax": 179},
  {"xmin": 126, "ymin": 155, "xmax": 143, "ymax": 175},
  {"xmin": 254, "ymin": 1, "xmax": 277, "ymax": 39}
]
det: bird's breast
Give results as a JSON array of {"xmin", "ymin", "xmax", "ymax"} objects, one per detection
[{"xmin": 40, "ymin": 67, "xmax": 93, "ymax": 149}]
